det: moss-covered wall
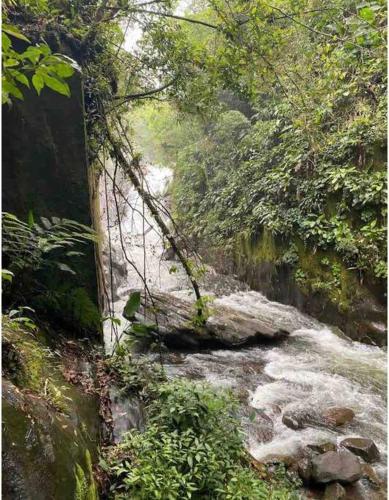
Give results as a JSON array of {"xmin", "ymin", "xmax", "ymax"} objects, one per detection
[
  {"xmin": 204, "ymin": 231, "xmax": 387, "ymax": 346},
  {"xmin": 2, "ymin": 68, "xmax": 99, "ymax": 309}
]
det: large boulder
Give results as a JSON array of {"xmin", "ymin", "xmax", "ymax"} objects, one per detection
[
  {"xmin": 311, "ymin": 450, "xmax": 362, "ymax": 484},
  {"xmin": 134, "ymin": 289, "xmax": 290, "ymax": 348},
  {"xmin": 340, "ymin": 438, "xmax": 380, "ymax": 463}
]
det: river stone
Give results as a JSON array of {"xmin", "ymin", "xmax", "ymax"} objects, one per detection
[
  {"xmin": 281, "ymin": 409, "xmax": 322, "ymax": 430},
  {"xmin": 324, "ymin": 482, "xmax": 346, "ymax": 499},
  {"xmin": 250, "ymin": 411, "xmax": 274, "ymax": 443},
  {"xmin": 282, "ymin": 412, "xmax": 305, "ymax": 430},
  {"xmin": 297, "ymin": 457, "xmax": 312, "ymax": 483},
  {"xmin": 344, "ymin": 480, "xmax": 387, "ymax": 500},
  {"xmin": 307, "ymin": 442, "xmax": 337, "ymax": 454},
  {"xmin": 361, "ymin": 464, "xmax": 382, "ymax": 489},
  {"xmin": 340, "ymin": 438, "xmax": 380, "ymax": 463},
  {"xmin": 311, "ymin": 450, "xmax": 362, "ymax": 484},
  {"xmin": 323, "ymin": 407, "xmax": 355, "ymax": 426},
  {"xmin": 261, "ymin": 454, "xmax": 297, "ymax": 467},
  {"xmin": 133, "ymin": 288, "xmax": 290, "ymax": 348}
]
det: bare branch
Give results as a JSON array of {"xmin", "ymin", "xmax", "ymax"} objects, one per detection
[
  {"xmin": 131, "ymin": 8, "xmax": 221, "ymax": 30},
  {"xmin": 114, "ymin": 78, "xmax": 176, "ymax": 101}
]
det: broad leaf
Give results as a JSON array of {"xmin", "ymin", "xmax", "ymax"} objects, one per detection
[
  {"xmin": 2, "ymin": 24, "xmax": 30, "ymax": 42},
  {"xmin": 43, "ymin": 74, "xmax": 70, "ymax": 97},
  {"xmin": 2, "ymin": 269, "xmax": 14, "ymax": 283},
  {"xmin": 32, "ymin": 73, "xmax": 44, "ymax": 95},
  {"xmin": 123, "ymin": 291, "xmax": 141, "ymax": 320}
]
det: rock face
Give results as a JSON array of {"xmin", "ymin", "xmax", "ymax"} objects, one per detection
[
  {"xmin": 2, "ymin": 379, "xmax": 99, "ymax": 500},
  {"xmin": 324, "ymin": 482, "xmax": 346, "ymax": 499},
  {"xmin": 323, "ymin": 407, "xmax": 355, "ymax": 426},
  {"xmin": 340, "ymin": 438, "xmax": 380, "ymax": 463},
  {"xmin": 311, "ymin": 450, "xmax": 362, "ymax": 484},
  {"xmin": 134, "ymin": 289, "xmax": 290, "ymax": 348}
]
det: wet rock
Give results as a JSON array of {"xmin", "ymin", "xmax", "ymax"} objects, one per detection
[
  {"xmin": 281, "ymin": 408, "xmax": 342, "ymax": 432},
  {"xmin": 270, "ymin": 404, "xmax": 282, "ymax": 415},
  {"xmin": 297, "ymin": 457, "xmax": 313, "ymax": 483},
  {"xmin": 340, "ymin": 438, "xmax": 380, "ymax": 463},
  {"xmin": 249, "ymin": 410, "xmax": 274, "ymax": 443},
  {"xmin": 134, "ymin": 289, "xmax": 290, "ymax": 348},
  {"xmin": 311, "ymin": 450, "xmax": 362, "ymax": 484},
  {"xmin": 344, "ymin": 480, "xmax": 386, "ymax": 500},
  {"xmin": 2, "ymin": 379, "xmax": 99, "ymax": 500},
  {"xmin": 324, "ymin": 482, "xmax": 346, "ymax": 499},
  {"xmin": 307, "ymin": 442, "xmax": 337, "ymax": 454},
  {"xmin": 360, "ymin": 464, "xmax": 382, "ymax": 489},
  {"xmin": 281, "ymin": 409, "xmax": 324, "ymax": 430},
  {"xmin": 323, "ymin": 407, "xmax": 355, "ymax": 426},
  {"xmin": 282, "ymin": 412, "xmax": 305, "ymax": 430},
  {"xmin": 261, "ymin": 454, "xmax": 297, "ymax": 467}
]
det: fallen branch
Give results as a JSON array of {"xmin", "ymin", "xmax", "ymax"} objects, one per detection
[{"xmin": 103, "ymin": 115, "xmax": 204, "ymax": 318}]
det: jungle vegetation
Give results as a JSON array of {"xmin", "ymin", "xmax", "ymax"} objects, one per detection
[
  {"xmin": 131, "ymin": 0, "xmax": 387, "ymax": 310},
  {"xmin": 2, "ymin": 0, "xmax": 386, "ymax": 498}
]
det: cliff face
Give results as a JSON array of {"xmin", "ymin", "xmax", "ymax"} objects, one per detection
[
  {"xmin": 202, "ymin": 233, "xmax": 387, "ymax": 346},
  {"xmin": 2, "ymin": 65, "xmax": 101, "ymax": 313}
]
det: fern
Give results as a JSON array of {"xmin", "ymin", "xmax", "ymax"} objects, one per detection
[
  {"xmin": 74, "ymin": 450, "xmax": 98, "ymax": 500},
  {"xmin": 2, "ymin": 211, "xmax": 97, "ymax": 275}
]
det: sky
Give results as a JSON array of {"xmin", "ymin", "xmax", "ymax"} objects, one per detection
[{"xmin": 123, "ymin": 0, "xmax": 192, "ymax": 52}]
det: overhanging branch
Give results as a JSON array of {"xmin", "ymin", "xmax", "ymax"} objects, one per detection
[
  {"xmin": 131, "ymin": 8, "xmax": 220, "ymax": 30},
  {"xmin": 114, "ymin": 78, "xmax": 176, "ymax": 101}
]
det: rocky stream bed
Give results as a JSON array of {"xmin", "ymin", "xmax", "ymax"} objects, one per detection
[{"xmin": 99, "ymin": 164, "xmax": 388, "ymax": 499}]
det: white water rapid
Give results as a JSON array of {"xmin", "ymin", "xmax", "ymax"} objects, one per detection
[{"xmin": 100, "ymin": 164, "xmax": 387, "ymax": 484}]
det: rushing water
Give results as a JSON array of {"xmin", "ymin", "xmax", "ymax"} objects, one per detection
[{"xmin": 100, "ymin": 164, "xmax": 387, "ymax": 481}]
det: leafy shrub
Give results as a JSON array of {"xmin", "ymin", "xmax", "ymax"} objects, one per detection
[
  {"xmin": 104, "ymin": 379, "xmax": 299, "ymax": 499},
  {"xmin": 2, "ymin": 212, "xmax": 100, "ymax": 333},
  {"xmin": 106, "ymin": 353, "xmax": 166, "ymax": 398}
]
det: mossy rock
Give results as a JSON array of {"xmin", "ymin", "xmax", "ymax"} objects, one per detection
[{"xmin": 2, "ymin": 320, "xmax": 100, "ymax": 500}]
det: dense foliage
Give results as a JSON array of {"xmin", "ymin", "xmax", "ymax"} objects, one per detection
[
  {"xmin": 103, "ymin": 375, "xmax": 300, "ymax": 499},
  {"xmin": 2, "ymin": 212, "xmax": 100, "ymax": 332},
  {"xmin": 133, "ymin": 0, "xmax": 387, "ymax": 309}
]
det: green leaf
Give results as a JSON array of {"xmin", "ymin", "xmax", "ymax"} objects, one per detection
[
  {"xmin": 32, "ymin": 73, "xmax": 44, "ymax": 95},
  {"xmin": 24, "ymin": 46, "xmax": 43, "ymax": 64},
  {"xmin": 27, "ymin": 210, "xmax": 35, "ymax": 228},
  {"xmin": 2, "ymin": 24, "xmax": 30, "ymax": 42},
  {"xmin": 2, "ymin": 269, "xmax": 14, "ymax": 283},
  {"xmin": 43, "ymin": 74, "xmax": 70, "ymax": 97},
  {"xmin": 54, "ymin": 62, "xmax": 74, "ymax": 78},
  {"xmin": 3, "ymin": 80, "xmax": 24, "ymax": 100},
  {"xmin": 2, "ymin": 33, "xmax": 11, "ymax": 51},
  {"xmin": 359, "ymin": 6, "xmax": 375, "ymax": 22},
  {"xmin": 4, "ymin": 58, "xmax": 20, "ymax": 68},
  {"xmin": 11, "ymin": 70, "xmax": 30, "ymax": 88},
  {"xmin": 57, "ymin": 262, "xmax": 76, "ymax": 274},
  {"xmin": 123, "ymin": 291, "xmax": 141, "ymax": 320}
]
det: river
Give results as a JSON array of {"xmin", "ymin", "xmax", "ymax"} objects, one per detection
[{"xmin": 100, "ymin": 164, "xmax": 387, "ymax": 486}]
